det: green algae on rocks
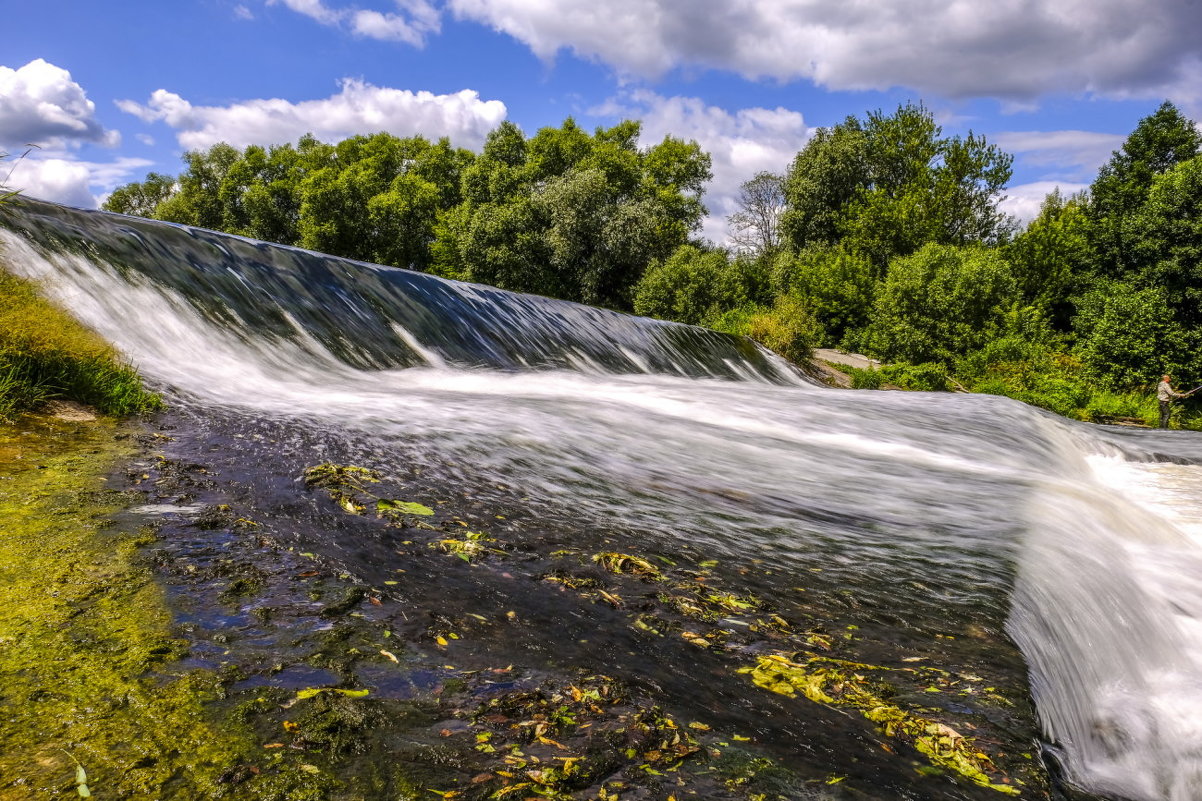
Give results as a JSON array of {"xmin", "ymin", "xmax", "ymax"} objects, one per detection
[{"xmin": 0, "ymin": 417, "xmax": 260, "ymax": 799}]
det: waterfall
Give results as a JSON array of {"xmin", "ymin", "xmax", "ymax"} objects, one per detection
[{"xmin": 4, "ymin": 197, "xmax": 1202, "ymax": 799}]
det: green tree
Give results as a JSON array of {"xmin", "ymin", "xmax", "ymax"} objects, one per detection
[
  {"xmin": 773, "ymin": 244, "xmax": 875, "ymax": 348},
  {"xmin": 1004, "ymin": 188, "xmax": 1093, "ymax": 329},
  {"xmin": 102, "ymin": 172, "xmax": 176, "ymax": 218},
  {"xmin": 862, "ymin": 243, "xmax": 1019, "ymax": 364},
  {"xmin": 1088, "ymin": 101, "xmax": 1201, "ymax": 278},
  {"xmin": 1130, "ymin": 155, "xmax": 1202, "ymax": 329},
  {"xmin": 437, "ymin": 119, "xmax": 712, "ymax": 309},
  {"xmin": 1073, "ymin": 280, "xmax": 1192, "ymax": 389},
  {"xmin": 781, "ymin": 104, "xmax": 1013, "ymax": 271},
  {"xmin": 154, "ymin": 142, "xmax": 242, "ymax": 230},
  {"xmin": 633, "ymin": 245, "xmax": 750, "ymax": 326}
]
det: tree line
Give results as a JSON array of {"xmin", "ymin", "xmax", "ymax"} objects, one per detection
[{"xmin": 105, "ymin": 102, "xmax": 1202, "ymax": 426}]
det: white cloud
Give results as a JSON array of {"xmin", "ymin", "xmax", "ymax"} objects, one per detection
[
  {"xmin": 269, "ymin": 0, "xmax": 440, "ymax": 45},
  {"xmin": 234, "ymin": 4, "xmax": 254, "ymax": 20},
  {"xmin": 448, "ymin": 0, "xmax": 1202, "ymax": 104},
  {"xmin": 597, "ymin": 91, "xmax": 811, "ymax": 244},
  {"xmin": 117, "ymin": 79, "xmax": 508, "ymax": 151},
  {"xmin": 994, "ymin": 130, "xmax": 1124, "ymax": 181},
  {"xmin": 0, "ymin": 59, "xmax": 120, "ymax": 150},
  {"xmin": 4, "ymin": 154, "xmax": 153, "ymax": 209},
  {"xmin": 1000, "ymin": 180, "xmax": 1090, "ymax": 225}
]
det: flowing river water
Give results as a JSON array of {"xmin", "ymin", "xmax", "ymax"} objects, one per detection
[{"xmin": 3, "ymin": 197, "xmax": 1202, "ymax": 800}]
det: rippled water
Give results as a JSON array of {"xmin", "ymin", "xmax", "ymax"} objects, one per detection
[{"xmin": 4, "ymin": 198, "xmax": 1202, "ymax": 799}]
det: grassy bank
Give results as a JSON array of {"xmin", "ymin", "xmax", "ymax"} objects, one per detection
[{"xmin": 0, "ymin": 269, "xmax": 161, "ymax": 421}]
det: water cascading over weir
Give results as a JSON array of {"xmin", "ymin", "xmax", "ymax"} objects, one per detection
[{"xmin": 4, "ymin": 196, "xmax": 1202, "ymax": 800}]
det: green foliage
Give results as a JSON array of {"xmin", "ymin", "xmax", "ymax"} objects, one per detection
[
  {"xmin": 1004, "ymin": 189, "xmax": 1093, "ymax": 329},
  {"xmin": 861, "ymin": 244, "xmax": 1018, "ymax": 365},
  {"xmin": 1088, "ymin": 101, "xmax": 1202, "ymax": 279},
  {"xmin": 439, "ymin": 119, "xmax": 712, "ymax": 309},
  {"xmin": 781, "ymin": 103, "xmax": 1013, "ymax": 270},
  {"xmin": 880, "ymin": 362, "xmax": 949, "ymax": 392},
  {"xmin": 1071, "ymin": 279, "xmax": 1191, "ymax": 390},
  {"xmin": 633, "ymin": 244, "xmax": 763, "ymax": 325},
  {"xmin": 773, "ymin": 244, "xmax": 875, "ymax": 347},
  {"xmin": 1130, "ymin": 154, "xmax": 1202, "ymax": 329},
  {"xmin": 955, "ymin": 338, "xmax": 1081, "ymax": 417},
  {"xmin": 105, "ymin": 133, "xmax": 473, "ymax": 272},
  {"xmin": 1080, "ymin": 390, "xmax": 1159, "ymax": 428},
  {"xmin": 709, "ymin": 294, "xmax": 820, "ymax": 365},
  {"xmin": 103, "ymin": 172, "xmax": 176, "ymax": 218},
  {"xmin": 844, "ymin": 367, "xmax": 882, "ymax": 390},
  {"xmin": 0, "ymin": 270, "xmax": 161, "ymax": 421}
]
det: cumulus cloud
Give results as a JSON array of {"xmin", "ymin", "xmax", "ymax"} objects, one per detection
[
  {"xmin": 994, "ymin": 130, "xmax": 1124, "ymax": 181},
  {"xmin": 1000, "ymin": 180, "xmax": 1090, "ymax": 225},
  {"xmin": 269, "ymin": 0, "xmax": 440, "ymax": 45},
  {"xmin": 4, "ymin": 154, "xmax": 153, "ymax": 209},
  {"xmin": 0, "ymin": 59, "xmax": 120, "ymax": 150},
  {"xmin": 597, "ymin": 90, "xmax": 811, "ymax": 244},
  {"xmin": 448, "ymin": 0, "xmax": 1202, "ymax": 104},
  {"xmin": 117, "ymin": 79, "xmax": 508, "ymax": 151}
]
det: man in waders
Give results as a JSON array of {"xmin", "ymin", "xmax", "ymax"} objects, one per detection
[{"xmin": 1158, "ymin": 374, "xmax": 1188, "ymax": 428}]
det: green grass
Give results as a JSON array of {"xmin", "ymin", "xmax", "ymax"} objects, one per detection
[{"xmin": 0, "ymin": 269, "xmax": 162, "ymax": 421}]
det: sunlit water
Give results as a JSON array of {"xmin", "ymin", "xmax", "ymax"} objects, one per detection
[{"xmin": 4, "ymin": 198, "xmax": 1202, "ymax": 799}]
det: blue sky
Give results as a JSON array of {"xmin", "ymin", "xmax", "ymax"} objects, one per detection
[{"xmin": 3, "ymin": 0, "xmax": 1200, "ymax": 242}]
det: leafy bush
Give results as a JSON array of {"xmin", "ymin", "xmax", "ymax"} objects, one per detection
[
  {"xmin": 861, "ymin": 243, "xmax": 1019, "ymax": 365},
  {"xmin": 708, "ymin": 294, "xmax": 821, "ymax": 365},
  {"xmin": 0, "ymin": 270, "xmax": 162, "ymax": 421},
  {"xmin": 772, "ymin": 244, "xmax": 875, "ymax": 347},
  {"xmin": 634, "ymin": 245, "xmax": 754, "ymax": 325},
  {"xmin": 880, "ymin": 362, "xmax": 949, "ymax": 392},
  {"xmin": 843, "ymin": 367, "xmax": 883, "ymax": 389},
  {"xmin": 1082, "ymin": 391, "xmax": 1158, "ymax": 426},
  {"xmin": 1072, "ymin": 279, "xmax": 1192, "ymax": 390}
]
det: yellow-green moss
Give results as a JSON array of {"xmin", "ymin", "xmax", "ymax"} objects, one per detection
[{"xmin": 0, "ymin": 418, "xmax": 258, "ymax": 799}]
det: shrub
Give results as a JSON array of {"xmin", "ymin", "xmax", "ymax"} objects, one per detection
[
  {"xmin": 880, "ymin": 362, "xmax": 949, "ymax": 392},
  {"xmin": 862, "ymin": 243, "xmax": 1019, "ymax": 365},
  {"xmin": 844, "ymin": 367, "xmax": 883, "ymax": 389},
  {"xmin": 708, "ymin": 294, "xmax": 821, "ymax": 365},
  {"xmin": 773, "ymin": 244, "xmax": 875, "ymax": 347},
  {"xmin": 634, "ymin": 245, "xmax": 753, "ymax": 325}
]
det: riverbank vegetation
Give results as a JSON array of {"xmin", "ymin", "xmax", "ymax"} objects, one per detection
[
  {"xmin": 0, "ymin": 269, "xmax": 162, "ymax": 421},
  {"xmin": 2, "ymin": 152, "xmax": 160, "ymax": 422},
  {"xmin": 104, "ymin": 101, "xmax": 1202, "ymax": 427}
]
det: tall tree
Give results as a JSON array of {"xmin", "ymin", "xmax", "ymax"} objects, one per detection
[
  {"xmin": 1004, "ymin": 188, "xmax": 1093, "ymax": 330},
  {"xmin": 727, "ymin": 171, "xmax": 786, "ymax": 257},
  {"xmin": 436, "ymin": 119, "xmax": 712, "ymax": 310},
  {"xmin": 1088, "ymin": 101, "xmax": 1201, "ymax": 278},
  {"xmin": 781, "ymin": 103, "xmax": 1013, "ymax": 271},
  {"xmin": 103, "ymin": 172, "xmax": 176, "ymax": 218}
]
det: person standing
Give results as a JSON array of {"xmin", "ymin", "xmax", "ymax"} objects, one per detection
[{"xmin": 1158, "ymin": 374, "xmax": 1186, "ymax": 428}]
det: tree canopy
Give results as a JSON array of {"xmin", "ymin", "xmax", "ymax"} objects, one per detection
[{"xmin": 780, "ymin": 103, "xmax": 1013, "ymax": 271}]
